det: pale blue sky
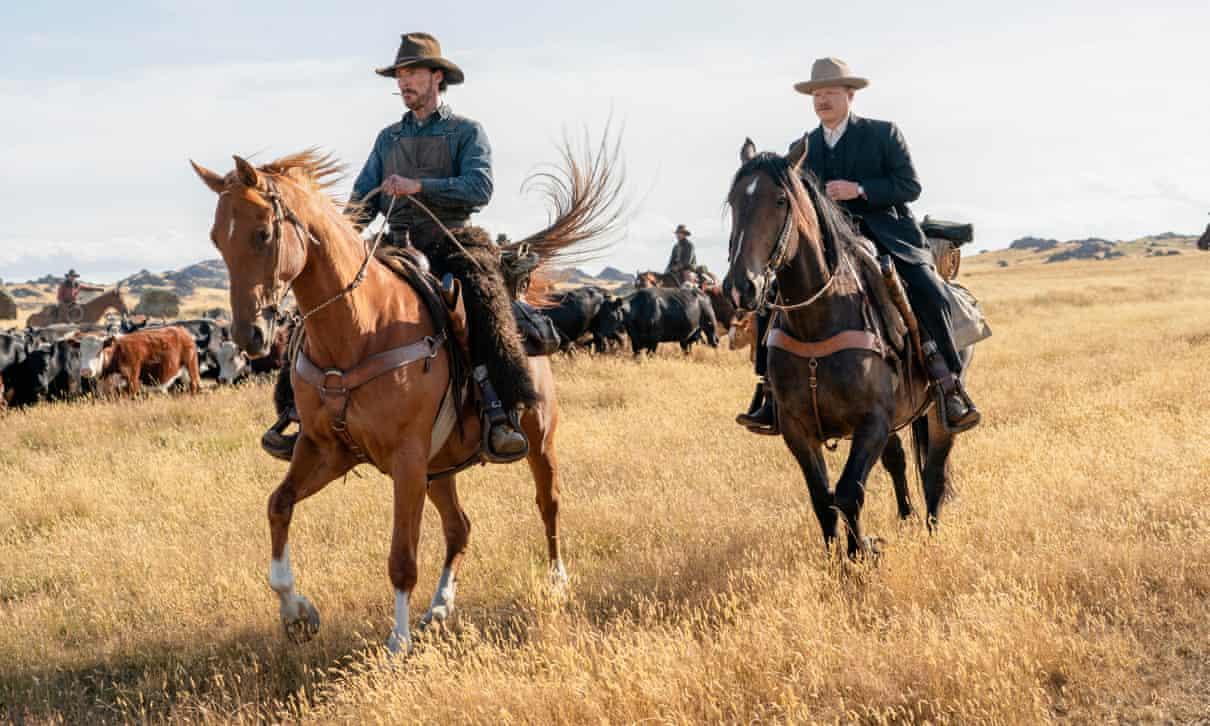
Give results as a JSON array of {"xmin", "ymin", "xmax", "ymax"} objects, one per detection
[{"xmin": 2, "ymin": 1, "xmax": 1208, "ymax": 281}]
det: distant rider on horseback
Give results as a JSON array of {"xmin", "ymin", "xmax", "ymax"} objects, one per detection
[
  {"xmin": 56, "ymin": 269, "xmax": 103, "ymax": 322},
  {"xmin": 737, "ymin": 58, "xmax": 980, "ymax": 434},
  {"xmin": 665, "ymin": 224, "xmax": 697, "ymax": 283},
  {"xmin": 344, "ymin": 32, "xmax": 531, "ymax": 461}
]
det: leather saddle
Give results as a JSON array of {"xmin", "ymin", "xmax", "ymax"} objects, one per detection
[{"xmin": 847, "ymin": 235, "xmax": 991, "ymax": 362}]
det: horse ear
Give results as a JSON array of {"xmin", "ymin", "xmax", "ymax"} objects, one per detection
[
  {"xmin": 740, "ymin": 138, "xmax": 757, "ymax": 163},
  {"xmin": 190, "ymin": 160, "xmax": 226, "ymax": 194},
  {"xmin": 232, "ymin": 155, "xmax": 260, "ymax": 188},
  {"xmin": 787, "ymin": 133, "xmax": 809, "ymax": 171}
]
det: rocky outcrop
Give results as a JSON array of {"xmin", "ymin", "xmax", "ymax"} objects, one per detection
[
  {"xmin": 119, "ymin": 259, "xmax": 229, "ymax": 295},
  {"xmin": 134, "ymin": 289, "xmax": 182, "ymax": 318},
  {"xmin": 1009, "ymin": 237, "xmax": 1060, "ymax": 252}
]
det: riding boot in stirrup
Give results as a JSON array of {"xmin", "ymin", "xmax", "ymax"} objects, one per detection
[
  {"xmin": 473, "ymin": 365, "xmax": 529, "ymax": 463},
  {"xmin": 261, "ymin": 412, "xmax": 298, "ymax": 462},
  {"xmin": 922, "ymin": 340, "xmax": 980, "ymax": 433},
  {"xmin": 736, "ymin": 378, "xmax": 779, "ymax": 435}
]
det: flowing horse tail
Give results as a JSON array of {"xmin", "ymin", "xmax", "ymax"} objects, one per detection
[{"xmin": 510, "ymin": 126, "xmax": 628, "ymax": 306}]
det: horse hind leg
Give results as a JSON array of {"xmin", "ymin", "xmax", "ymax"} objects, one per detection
[
  {"xmin": 920, "ymin": 407, "xmax": 956, "ymax": 532},
  {"xmin": 881, "ymin": 432, "xmax": 913, "ymax": 520},
  {"xmin": 267, "ymin": 436, "xmax": 353, "ymax": 644},
  {"xmin": 417, "ymin": 475, "xmax": 470, "ymax": 632},
  {"xmin": 523, "ymin": 402, "xmax": 567, "ymax": 589}
]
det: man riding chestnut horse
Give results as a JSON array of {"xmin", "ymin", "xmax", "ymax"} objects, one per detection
[
  {"xmin": 262, "ymin": 32, "xmax": 529, "ymax": 463},
  {"xmin": 735, "ymin": 58, "xmax": 980, "ymax": 436}
]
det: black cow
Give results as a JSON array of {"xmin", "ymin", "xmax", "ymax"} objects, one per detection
[
  {"xmin": 0, "ymin": 333, "xmax": 28, "ymax": 407},
  {"xmin": 3, "ymin": 338, "xmax": 83, "ymax": 407},
  {"xmin": 620, "ymin": 287, "xmax": 719, "ymax": 356},
  {"xmin": 543, "ymin": 286, "xmax": 623, "ymax": 353}
]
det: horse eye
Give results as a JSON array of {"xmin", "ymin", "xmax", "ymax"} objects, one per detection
[
  {"xmin": 254, "ymin": 228, "xmax": 272, "ymax": 247},
  {"xmin": 776, "ymin": 195, "xmax": 788, "ymax": 207}
]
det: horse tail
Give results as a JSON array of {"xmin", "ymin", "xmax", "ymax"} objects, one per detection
[{"xmin": 511, "ymin": 124, "xmax": 627, "ymax": 306}]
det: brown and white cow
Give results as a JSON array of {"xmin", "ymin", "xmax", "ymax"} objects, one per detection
[
  {"xmin": 79, "ymin": 326, "xmax": 200, "ymax": 395},
  {"xmin": 728, "ymin": 311, "xmax": 758, "ymax": 362}
]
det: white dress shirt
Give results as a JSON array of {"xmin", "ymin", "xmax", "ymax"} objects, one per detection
[{"xmin": 823, "ymin": 116, "xmax": 849, "ymax": 149}]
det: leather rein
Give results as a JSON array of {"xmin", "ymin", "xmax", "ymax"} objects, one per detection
[{"xmin": 250, "ymin": 178, "xmax": 459, "ymax": 467}]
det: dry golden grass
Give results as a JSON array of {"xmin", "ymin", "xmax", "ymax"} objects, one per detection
[{"xmin": 2, "ymin": 254, "xmax": 1209, "ymax": 724}]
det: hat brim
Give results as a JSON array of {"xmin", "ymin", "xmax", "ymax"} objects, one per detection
[
  {"xmin": 794, "ymin": 77, "xmax": 869, "ymax": 95},
  {"xmin": 376, "ymin": 57, "xmax": 465, "ymax": 85}
]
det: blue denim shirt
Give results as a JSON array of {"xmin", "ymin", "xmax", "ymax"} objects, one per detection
[{"xmin": 349, "ymin": 103, "xmax": 493, "ymax": 227}]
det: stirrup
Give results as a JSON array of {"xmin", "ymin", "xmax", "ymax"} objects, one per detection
[
  {"xmin": 482, "ymin": 409, "xmax": 529, "ymax": 464},
  {"xmin": 935, "ymin": 381, "xmax": 980, "ymax": 434}
]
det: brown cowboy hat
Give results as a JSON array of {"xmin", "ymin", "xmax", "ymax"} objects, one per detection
[
  {"xmin": 793, "ymin": 57, "xmax": 869, "ymax": 95},
  {"xmin": 375, "ymin": 32, "xmax": 465, "ymax": 85},
  {"xmin": 675, "ymin": 224, "xmax": 692, "ymax": 236}
]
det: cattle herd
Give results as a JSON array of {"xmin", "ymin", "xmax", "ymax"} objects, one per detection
[
  {"xmin": 0, "ymin": 313, "xmax": 292, "ymax": 410},
  {"xmin": 0, "ymin": 275, "xmax": 750, "ymax": 411}
]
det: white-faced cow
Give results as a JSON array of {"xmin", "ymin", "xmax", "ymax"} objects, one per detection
[{"xmin": 79, "ymin": 327, "xmax": 200, "ymax": 396}]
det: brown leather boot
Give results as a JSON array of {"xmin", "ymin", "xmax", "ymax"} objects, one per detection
[
  {"xmin": 736, "ymin": 379, "xmax": 779, "ymax": 435},
  {"xmin": 474, "ymin": 365, "xmax": 530, "ymax": 463},
  {"xmin": 942, "ymin": 381, "xmax": 981, "ymax": 433}
]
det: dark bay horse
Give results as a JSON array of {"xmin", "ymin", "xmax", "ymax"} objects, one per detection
[
  {"xmin": 724, "ymin": 138, "xmax": 971, "ymax": 558},
  {"xmin": 27, "ymin": 286, "xmax": 128, "ymax": 327},
  {"xmin": 191, "ymin": 143, "xmax": 621, "ymax": 653}
]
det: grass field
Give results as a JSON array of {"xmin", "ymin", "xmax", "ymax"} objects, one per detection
[{"xmin": 2, "ymin": 253, "xmax": 1209, "ymax": 723}]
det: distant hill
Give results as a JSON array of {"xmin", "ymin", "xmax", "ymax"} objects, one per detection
[
  {"xmin": 973, "ymin": 232, "xmax": 1199, "ymax": 268},
  {"xmin": 119, "ymin": 259, "xmax": 228, "ymax": 294},
  {"xmin": 597, "ymin": 266, "xmax": 633, "ymax": 282}
]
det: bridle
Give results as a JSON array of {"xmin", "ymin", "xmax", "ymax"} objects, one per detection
[
  {"xmin": 252, "ymin": 176, "xmax": 395, "ymax": 326},
  {"xmin": 731, "ymin": 174, "xmax": 848, "ymax": 314}
]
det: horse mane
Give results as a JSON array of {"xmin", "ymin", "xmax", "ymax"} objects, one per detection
[
  {"xmin": 732, "ymin": 152, "xmax": 862, "ymax": 272},
  {"xmin": 513, "ymin": 127, "xmax": 628, "ymax": 303},
  {"xmin": 259, "ymin": 148, "xmax": 344, "ymax": 193}
]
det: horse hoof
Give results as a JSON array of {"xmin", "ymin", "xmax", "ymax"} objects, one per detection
[
  {"xmin": 417, "ymin": 603, "xmax": 452, "ymax": 632},
  {"xmin": 863, "ymin": 536, "xmax": 887, "ymax": 561},
  {"xmin": 386, "ymin": 630, "xmax": 412, "ymax": 657},
  {"xmin": 281, "ymin": 596, "xmax": 321, "ymax": 644}
]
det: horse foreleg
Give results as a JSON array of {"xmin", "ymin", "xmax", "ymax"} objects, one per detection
[
  {"xmin": 387, "ymin": 447, "xmax": 429, "ymax": 655},
  {"xmin": 881, "ymin": 433, "xmax": 913, "ymax": 520},
  {"xmin": 267, "ymin": 435, "xmax": 353, "ymax": 643},
  {"xmin": 834, "ymin": 416, "xmax": 891, "ymax": 559},
  {"xmin": 418, "ymin": 475, "xmax": 470, "ymax": 631},
  {"xmin": 783, "ymin": 424, "xmax": 837, "ymax": 547}
]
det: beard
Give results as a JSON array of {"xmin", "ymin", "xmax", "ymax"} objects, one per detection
[{"xmin": 402, "ymin": 85, "xmax": 436, "ymax": 112}]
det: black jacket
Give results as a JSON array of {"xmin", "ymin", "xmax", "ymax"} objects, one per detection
[{"xmin": 799, "ymin": 115, "xmax": 933, "ymax": 267}]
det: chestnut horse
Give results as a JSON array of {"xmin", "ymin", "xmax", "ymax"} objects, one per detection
[
  {"xmin": 191, "ymin": 143, "xmax": 622, "ymax": 653},
  {"xmin": 635, "ymin": 269, "xmax": 696, "ymax": 288},
  {"xmin": 27, "ymin": 286, "xmax": 128, "ymax": 327},
  {"xmin": 724, "ymin": 139, "xmax": 972, "ymax": 558}
]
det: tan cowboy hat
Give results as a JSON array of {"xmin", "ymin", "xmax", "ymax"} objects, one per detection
[
  {"xmin": 793, "ymin": 57, "xmax": 869, "ymax": 95},
  {"xmin": 675, "ymin": 224, "xmax": 691, "ymax": 236},
  {"xmin": 375, "ymin": 32, "xmax": 465, "ymax": 85}
]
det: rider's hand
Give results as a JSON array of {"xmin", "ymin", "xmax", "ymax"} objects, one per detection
[
  {"xmin": 383, "ymin": 175, "xmax": 422, "ymax": 196},
  {"xmin": 826, "ymin": 180, "xmax": 862, "ymax": 201}
]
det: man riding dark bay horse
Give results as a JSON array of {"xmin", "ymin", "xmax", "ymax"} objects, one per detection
[
  {"xmin": 736, "ymin": 57, "xmax": 979, "ymax": 436},
  {"xmin": 665, "ymin": 224, "xmax": 697, "ymax": 280},
  {"xmin": 262, "ymin": 32, "xmax": 529, "ymax": 463}
]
